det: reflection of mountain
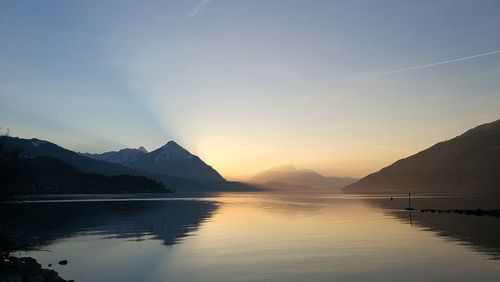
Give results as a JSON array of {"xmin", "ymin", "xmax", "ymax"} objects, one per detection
[
  {"xmin": 367, "ymin": 196, "xmax": 500, "ymax": 259},
  {"xmin": 344, "ymin": 119, "xmax": 500, "ymax": 194},
  {"xmin": 252, "ymin": 165, "xmax": 357, "ymax": 191},
  {"xmin": 0, "ymin": 200, "xmax": 218, "ymax": 249}
]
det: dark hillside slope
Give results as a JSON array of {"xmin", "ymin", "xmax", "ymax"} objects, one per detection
[
  {"xmin": 7, "ymin": 156, "xmax": 169, "ymax": 194},
  {"xmin": 344, "ymin": 119, "xmax": 500, "ymax": 194},
  {"xmin": 4, "ymin": 137, "xmax": 137, "ymax": 176}
]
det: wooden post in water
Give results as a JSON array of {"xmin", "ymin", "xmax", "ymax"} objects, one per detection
[{"xmin": 405, "ymin": 192, "xmax": 414, "ymax": 211}]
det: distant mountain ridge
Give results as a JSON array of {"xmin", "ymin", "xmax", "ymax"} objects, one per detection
[
  {"xmin": 83, "ymin": 146, "xmax": 148, "ymax": 165},
  {"xmin": 252, "ymin": 165, "xmax": 358, "ymax": 190},
  {"xmin": 85, "ymin": 141, "xmax": 224, "ymax": 182},
  {"xmin": 128, "ymin": 141, "xmax": 224, "ymax": 181},
  {"xmin": 4, "ymin": 137, "xmax": 139, "ymax": 176},
  {"xmin": 5, "ymin": 137, "xmax": 225, "ymax": 186},
  {"xmin": 4, "ymin": 136, "xmax": 227, "ymax": 192},
  {"xmin": 343, "ymin": 119, "xmax": 500, "ymax": 194}
]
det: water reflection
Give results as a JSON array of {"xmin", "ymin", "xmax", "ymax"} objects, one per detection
[
  {"xmin": 2, "ymin": 194, "xmax": 500, "ymax": 282},
  {"xmin": 366, "ymin": 195, "xmax": 500, "ymax": 259},
  {"xmin": 0, "ymin": 199, "xmax": 218, "ymax": 250}
]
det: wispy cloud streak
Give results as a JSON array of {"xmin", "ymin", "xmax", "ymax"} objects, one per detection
[
  {"xmin": 190, "ymin": 0, "xmax": 214, "ymax": 18},
  {"xmin": 349, "ymin": 49, "xmax": 500, "ymax": 80}
]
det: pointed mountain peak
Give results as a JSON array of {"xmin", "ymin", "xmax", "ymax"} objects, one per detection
[
  {"xmin": 127, "ymin": 140, "xmax": 225, "ymax": 182},
  {"xmin": 151, "ymin": 140, "xmax": 193, "ymax": 162},
  {"xmin": 138, "ymin": 146, "xmax": 148, "ymax": 153},
  {"xmin": 160, "ymin": 140, "xmax": 187, "ymax": 151},
  {"xmin": 164, "ymin": 140, "xmax": 181, "ymax": 147}
]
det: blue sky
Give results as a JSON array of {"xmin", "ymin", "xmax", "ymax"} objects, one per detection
[{"xmin": 1, "ymin": 0, "xmax": 500, "ymax": 179}]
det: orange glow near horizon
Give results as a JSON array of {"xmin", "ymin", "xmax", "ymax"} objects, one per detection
[
  {"xmin": 183, "ymin": 117, "xmax": 498, "ymax": 181},
  {"xmin": 1, "ymin": 1, "xmax": 500, "ymax": 184},
  {"xmin": 196, "ymin": 134, "xmax": 425, "ymax": 181}
]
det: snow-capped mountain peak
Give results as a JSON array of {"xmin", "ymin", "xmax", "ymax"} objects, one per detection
[
  {"xmin": 128, "ymin": 140, "xmax": 225, "ymax": 181},
  {"xmin": 83, "ymin": 146, "xmax": 148, "ymax": 165},
  {"xmin": 83, "ymin": 140, "xmax": 224, "ymax": 182},
  {"xmin": 153, "ymin": 141, "xmax": 193, "ymax": 162}
]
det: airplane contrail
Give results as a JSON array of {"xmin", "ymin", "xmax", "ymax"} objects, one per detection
[
  {"xmin": 349, "ymin": 49, "xmax": 500, "ymax": 80},
  {"xmin": 190, "ymin": 0, "xmax": 214, "ymax": 18}
]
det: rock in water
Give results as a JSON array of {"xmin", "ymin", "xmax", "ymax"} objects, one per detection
[{"xmin": 58, "ymin": 260, "xmax": 68, "ymax": 265}]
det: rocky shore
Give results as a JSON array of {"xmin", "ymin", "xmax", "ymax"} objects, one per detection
[
  {"xmin": 420, "ymin": 208, "xmax": 500, "ymax": 217},
  {"xmin": 0, "ymin": 256, "xmax": 69, "ymax": 282}
]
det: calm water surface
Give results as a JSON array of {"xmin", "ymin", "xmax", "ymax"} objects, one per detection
[{"xmin": 4, "ymin": 193, "xmax": 500, "ymax": 282}]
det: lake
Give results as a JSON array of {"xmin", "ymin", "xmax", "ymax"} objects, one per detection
[{"xmin": 3, "ymin": 193, "xmax": 500, "ymax": 282}]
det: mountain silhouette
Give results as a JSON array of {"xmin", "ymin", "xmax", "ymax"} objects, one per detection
[
  {"xmin": 84, "ymin": 141, "xmax": 224, "ymax": 181},
  {"xmin": 3, "ymin": 136, "xmax": 251, "ymax": 192},
  {"xmin": 10, "ymin": 156, "xmax": 168, "ymax": 194},
  {"xmin": 344, "ymin": 119, "xmax": 500, "ymax": 194},
  {"xmin": 126, "ymin": 141, "xmax": 225, "ymax": 181},
  {"xmin": 83, "ymin": 147, "xmax": 148, "ymax": 165},
  {"xmin": 252, "ymin": 165, "xmax": 357, "ymax": 190},
  {"xmin": 4, "ymin": 137, "xmax": 139, "ymax": 176}
]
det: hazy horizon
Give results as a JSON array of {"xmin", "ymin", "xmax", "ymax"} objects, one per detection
[
  {"xmin": 5, "ymin": 109, "xmax": 498, "ymax": 181},
  {"xmin": 1, "ymin": 1, "xmax": 500, "ymax": 180}
]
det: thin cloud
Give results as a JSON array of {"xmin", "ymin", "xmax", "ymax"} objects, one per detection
[
  {"xmin": 190, "ymin": 0, "xmax": 214, "ymax": 18},
  {"xmin": 349, "ymin": 49, "xmax": 500, "ymax": 80}
]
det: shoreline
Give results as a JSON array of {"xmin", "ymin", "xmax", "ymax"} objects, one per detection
[{"xmin": 0, "ymin": 256, "xmax": 70, "ymax": 282}]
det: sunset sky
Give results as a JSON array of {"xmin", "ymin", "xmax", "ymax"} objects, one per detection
[{"xmin": 1, "ymin": 0, "xmax": 500, "ymax": 180}]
